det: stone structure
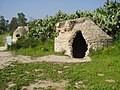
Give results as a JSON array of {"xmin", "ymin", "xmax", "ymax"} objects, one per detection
[
  {"xmin": 54, "ymin": 18, "xmax": 113, "ymax": 58},
  {"xmin": 12, "ymin": 26, "xmax": 29, "ymax": 43}
]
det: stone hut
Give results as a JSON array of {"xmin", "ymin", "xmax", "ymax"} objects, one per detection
[
  {"xmin": 12, "ymin": 26, "xmax": 29, "ymax": 43},
  {"xmin": 54, "ymin": 18, "xmax": 113, "ymax": 58}
]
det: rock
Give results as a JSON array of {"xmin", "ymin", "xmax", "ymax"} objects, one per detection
[
  {"xmin": 105, "ymin": 79, "xmax": 115, "ymax": 83},
  {"xmin": 63, "ymin": 66, "xmax": 69, "ymax": 69},
  {"xmin": 6, "ymin": 82, "xmax": 16, "ymax": 90},
  {"xmin": 97, "ymin": 73, "xmax": 105, "ymax": 77},
  {"xmin": 75, "ymin": 81, "xmax": 85, "ymax": 89},
  {"xmin": 57, "ymin": 71, "xmax": 62, "ymax": 74}
]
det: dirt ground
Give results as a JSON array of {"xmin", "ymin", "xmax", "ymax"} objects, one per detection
[
  {"xmin": 0, "ymin": 52, "xmax": 91, "ymax": 69},
  {"xmin": 0, "ymin": 46, "xmax": 91, "ymax": 69}
]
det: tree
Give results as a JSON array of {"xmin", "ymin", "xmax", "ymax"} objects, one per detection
[
  {"xmin": 18, "ymin": 12, "xmax": 27, "ymax": 26},
  {"xmin": 9, "ymin": 17, "xmax": 18, "ymax": 34},
  {"xmin": 5, "ymin": 20, "xmax": 9, "ymax": 31},
  {"xmin": 0, "ymin": 16, "xmax": 7, "ymax": 34}
]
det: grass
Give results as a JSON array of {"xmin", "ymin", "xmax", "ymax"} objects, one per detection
[
  {"xmin": 0, "ymin": 33, "xmax": 9, "ymax": 46},
  {"xmin": 0, "ymin": 38, "xmax": 120, "ymax": 89},
  {"xmin": 1, "ymin": 36, "xmax": 120, "ymax": 90},
  {"xmin": 13, "ymin": 40, "xmax": 64, "ymax": 57},
  {"xmin": 0, "ymin": 56, "xmax": 120, "ymax": 90}
]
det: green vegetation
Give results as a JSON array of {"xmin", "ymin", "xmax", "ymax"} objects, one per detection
[
  {"xmin": 17, "ymin": 13, "xmax": 27, "ymax": 26},
  {"xmin": 0, "ymin": 16, "xmax": 9, "ymax": 34},
  {"xmin": 0, "ymin": 12, "xmax": 27, "ymax": 35},
  {"xmin": 0, "ymin": 33, "xmax": 9, "ymax": 46},
  {"xmin": 14, "ymin": 40, "xmax": 63, "ymax": 57},
  {"xmin": 8, "ymin": 17, "xmax": 18, "ymax": 35},
  {"xmin": 0, "ymin": 47, "xmax": 120, "ymax": 90},
  {"xmin": 1, "ymin": 37, "xmax": 120, "ymax": 90},
  {"xmin": 9, "ymin": 12, "xmax": 27, "ymax": 35},
  {"xmin": 10, "ymin": 36, "xmax": 64, "ymax": 56},
  {"xmin": 10, "ymin": 35, "xmax": 58, "ymax": 56},
  {"xmin": 0, "ymin": 34, "xmax": 5, "ymax": 46},
  {"xmin": 10, "ymin": 0, "xmax": 120, "ymax": 56},
  {"xmin": 11, "ymin": 36, "xmax": 42, "ymax": 50},
  {"xmin": 0, "ymin": 1, "xmax": 120, "ymax": 89},
  {"xmin": 28, "ymin": 0, "xmax": 120, "ymax": 39}
]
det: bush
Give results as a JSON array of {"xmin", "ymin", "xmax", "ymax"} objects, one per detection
[
  {"xmin": 14, "ymin": 39, "xmax": 56, "ymax": 56},
  {"xmin": 11, "ymin": 36, "xmax": 41, "ymax": 50},
  {"xmin": 10, "ymin": 34, "xmax": 52, "ymax": 50}
]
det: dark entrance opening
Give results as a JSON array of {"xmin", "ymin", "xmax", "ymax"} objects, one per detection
[
  {"xmin": 72, "ymin": 31, "xmax": 88, "ymax": 58},
  {"xmin": 16, "ymin": 34, "xmax": 20, "ymax": 37}
]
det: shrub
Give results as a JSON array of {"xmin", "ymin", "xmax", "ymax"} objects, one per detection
[
  {"xmin": 10, "ymin": 33, "xmax": 52, "ymax": 50},
  {"xmin": 11, "ymin": 36, "xmax": 40, "ymax": 50}
]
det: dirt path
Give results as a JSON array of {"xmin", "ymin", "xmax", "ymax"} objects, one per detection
[
  {"xmin": 0, "ymin": 46, "xmax": 7, "ymax": 51},
  {"xmin": 0, "ymin": 46, "xmax": 91, "ymax": 69},
  {"xmin": 0, "ymin": 51, "xmax": 15, "ymax": 69}
]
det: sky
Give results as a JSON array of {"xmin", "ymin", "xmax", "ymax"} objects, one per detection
[{"xmin": 0, "ymin": 0, "xmax": 120, "ymax": 21}]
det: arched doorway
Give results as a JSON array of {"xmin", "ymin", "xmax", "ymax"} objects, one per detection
[{"xmin": 72, "ymin": 31, "xmax": 88, "ymax": 58}]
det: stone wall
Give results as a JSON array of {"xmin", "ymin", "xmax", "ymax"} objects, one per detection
[
  {"xmin": 12, "ymin": 26, "xmax": 29, "ymax": 43},
  {"xmin": 54, "ymin": 18, "xmax": 113, "ymax": 58}
]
